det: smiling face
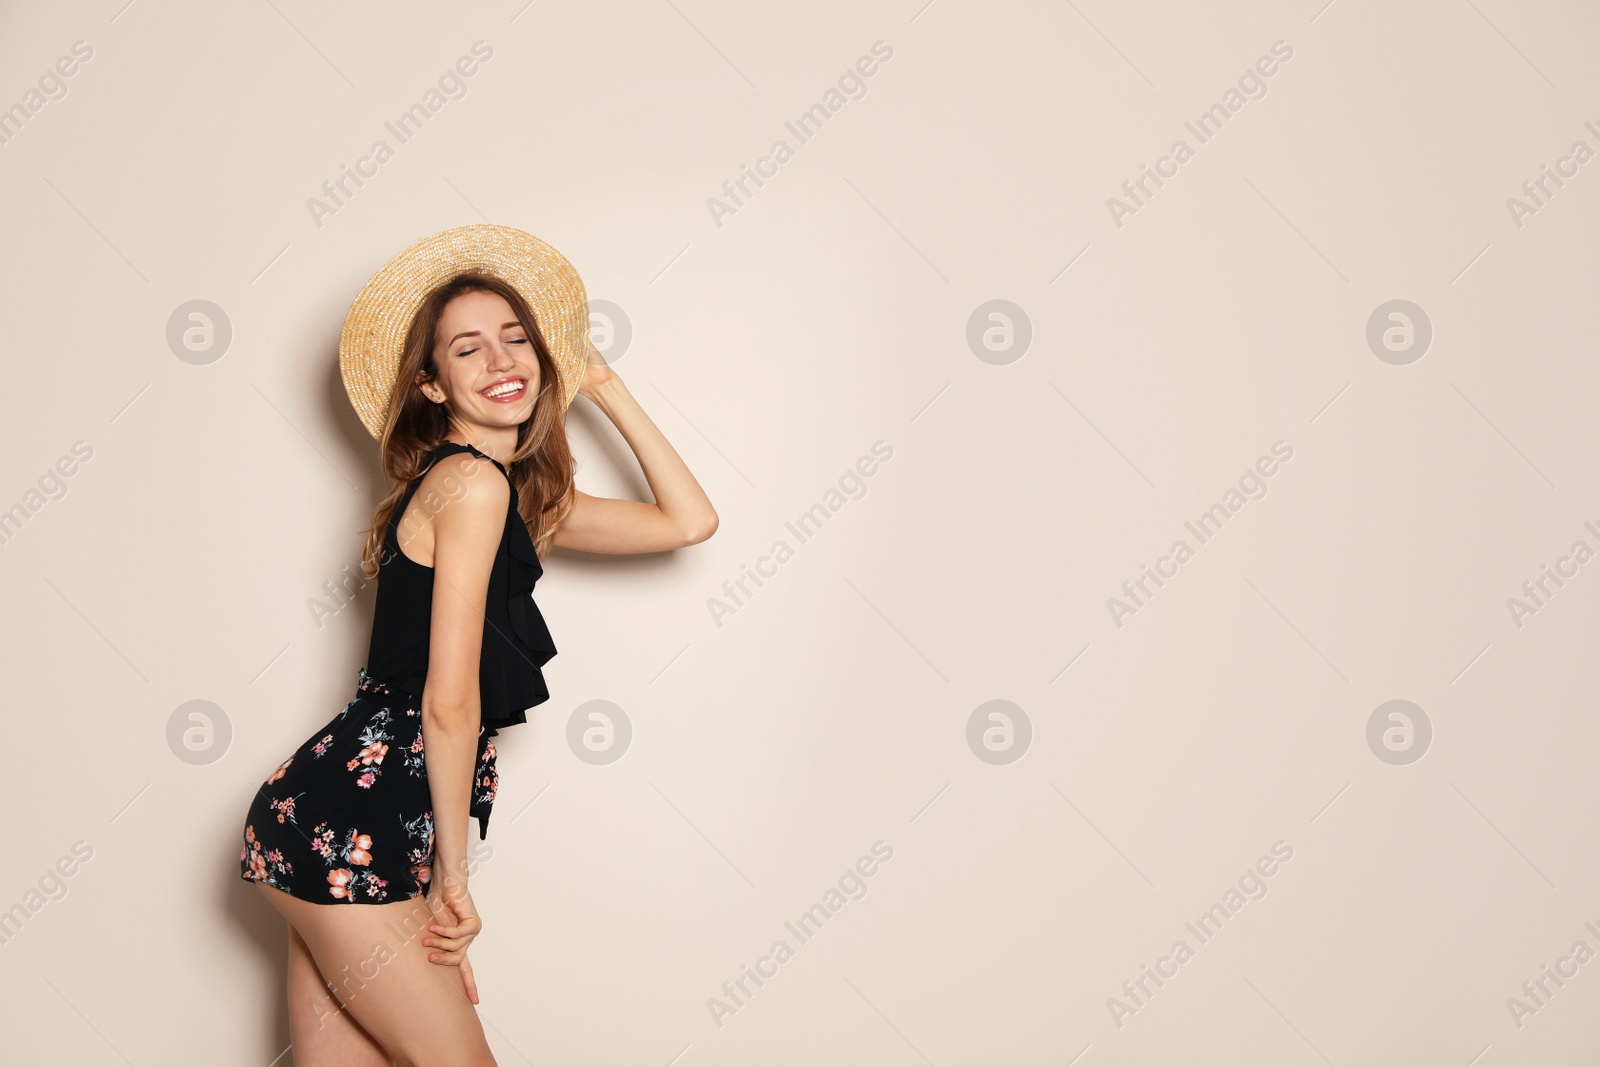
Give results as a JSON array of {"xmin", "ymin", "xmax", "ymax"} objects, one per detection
[{"xmin": 416, "ymin": 288, "xmax": 543, "ymax": 435}]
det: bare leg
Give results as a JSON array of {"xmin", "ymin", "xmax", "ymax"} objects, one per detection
[
  {"xmin": 284, "ymin": 919, "xmax": 389, "ymax": 1065},
  {"xmin": 255, "ymin": 882, "xmax": 496, "ymax": 1067}
]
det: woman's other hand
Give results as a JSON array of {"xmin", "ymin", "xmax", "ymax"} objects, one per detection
[{"xmin": 423, "ymin": 871, "xmax": 483, "ymax": 1000}]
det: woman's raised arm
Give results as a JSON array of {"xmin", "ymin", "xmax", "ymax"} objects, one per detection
[{"xmin": 552, "ymin": 341, "xmax": 719, "ymax": 555}]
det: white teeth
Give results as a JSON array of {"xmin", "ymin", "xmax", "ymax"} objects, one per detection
[{"xmin": 483, "ymin": 380, "xmax": 523, "ymax": 398}]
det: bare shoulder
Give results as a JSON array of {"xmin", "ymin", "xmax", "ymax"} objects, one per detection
[
  {"xmin": 422, "ymin": 453, "xmax": 510, "ymax": 534},
  {"xmin": 394, "ymin": 454, "xmax": 509, "ymax": 567}
]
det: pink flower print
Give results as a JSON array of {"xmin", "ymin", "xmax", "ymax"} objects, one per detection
[
  {"xmin": 270, "ymin": 795, "xmax": 298, "ymax": 825},
  {"xmin": 266, "ymin": 757, "xmax": 292, "ymax": 784},
  {"xmin": 311, "ymin": 824, "xmax": 337, "ymax": 861},
  {"xmin": 357, "ymin": 771, "xmax": 376, "ymax": 788},
  {"xmin": 348, "ymin": 832, "xmax": 373, "ymax": 866},
  {"xmin": 311, "ymin": 734, "xmax": 335, "ymax": 757},
  {"xmin": 357, "ymin": 741, "xmax": 389, "ymax": 766},
  {"xmin": 328, "ymin": 869, "xmax": 354, "ymax": 900}
]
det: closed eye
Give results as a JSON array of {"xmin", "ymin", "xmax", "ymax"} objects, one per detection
[{"xmin": 457, "ymin": 338, "xmax": 529, "ymax": 357}]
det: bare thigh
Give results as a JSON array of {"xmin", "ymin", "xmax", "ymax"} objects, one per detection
[
  {"xmin": 284, "ymin": 920, "xmax": 388, "ymax": 1066},
  {"xmin": 255, "ymin": 882, "xmax": 496, "ymax": 1067}
]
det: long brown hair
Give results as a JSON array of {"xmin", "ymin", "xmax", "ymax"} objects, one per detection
[{"xmin": 357, "ymin": 272, "xmax": 576, "ymax": 580}]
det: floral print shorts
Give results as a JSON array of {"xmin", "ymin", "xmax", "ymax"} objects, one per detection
[{"xmin": 239, "ymin": 668, "xmax": 499, "ymax": 905}]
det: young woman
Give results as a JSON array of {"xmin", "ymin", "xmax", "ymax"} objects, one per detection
[{"xmin": 238, "ymin": 227, "xmax": 717, "ymax": 1065}]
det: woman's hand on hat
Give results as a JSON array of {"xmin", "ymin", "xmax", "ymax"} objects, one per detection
[{"xmin": 577, "ymin": 336, "xmax": 617, "ymax": 400}]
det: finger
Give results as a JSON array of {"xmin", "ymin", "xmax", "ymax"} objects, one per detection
[
  {"xmin": 460, "ymin": 957, "xmax": 480, "ymax": 1004},
  {"xmin": 439, "ymin": 898, "xmax": 475, "ymax": 927},
  {"xmin": 427, "ymin": 896, "xmax": 470, "ymax": 926},
  {"xmin": 423, "ymin": 919, "xmax": 478, "ymax": 945},
  {"xmin": 430, "ymin": 905, "xmax": 480, "ymax": 930},
  {"xmin": 429, "ymin": 916, "xmax": 481, "ymax": 939},
  {"xmin": 426, "ymin": 937, "xmax": 468, "ymax": 965},
  {"xmin": 425, "ymin": 927, "xmax": 473, "ymax": 953}
]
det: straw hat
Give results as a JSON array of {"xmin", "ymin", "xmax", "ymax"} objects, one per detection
[{"xmin": 339, "ymin": 224, "xmax": 590, "ymax": 439}]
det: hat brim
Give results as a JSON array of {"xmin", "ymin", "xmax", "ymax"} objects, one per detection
[{"xmin": 339, "ymin": 224, "xmax": 589, "ymax": 440}]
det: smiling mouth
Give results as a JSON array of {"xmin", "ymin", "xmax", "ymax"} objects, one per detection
[{"xmin": 480, "ymin": 377, "xmax": 528, "ymax": 402}]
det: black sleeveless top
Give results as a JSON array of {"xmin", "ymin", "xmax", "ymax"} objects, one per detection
[{"xmin": 364, "ymin": 442, "xmax": 557, "ymax": 735}]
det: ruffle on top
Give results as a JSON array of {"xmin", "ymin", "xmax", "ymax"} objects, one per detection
[
  {"xmin": 476, "ymin": 456, "xmax": 558, "ymax": 737},
  {"xmin": 364, "ymin": 440, "xmax": 558, "ymax": 735}
]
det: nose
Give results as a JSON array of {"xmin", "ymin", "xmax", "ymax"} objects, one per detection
[{"xmin": 487, "ymin": 338, "xmax": 516, "ymax": 371}]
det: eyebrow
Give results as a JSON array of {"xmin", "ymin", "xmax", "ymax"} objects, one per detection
[{"xmin": 444, "ymin": 321, "xmax": 525, "ymax": 346}]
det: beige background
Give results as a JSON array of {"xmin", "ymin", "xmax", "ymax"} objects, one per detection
[{"xmin": 2, "ymin": 0, "xmax": 1598, "ymax": 1063}]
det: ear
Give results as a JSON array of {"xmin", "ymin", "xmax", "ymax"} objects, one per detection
[{"xmin": 415, "ymin": 371, "xmax": 442, "ymax": 404}]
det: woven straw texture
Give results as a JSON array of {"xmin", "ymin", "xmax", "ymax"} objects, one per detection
[{"xmin": 338, "ymin": 224, "xmax": 589, "ymax": 439}]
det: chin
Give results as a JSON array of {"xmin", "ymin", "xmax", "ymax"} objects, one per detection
[{"xmin": 478, "ymin": 407, "xmax": 532, "ymax": 430}]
